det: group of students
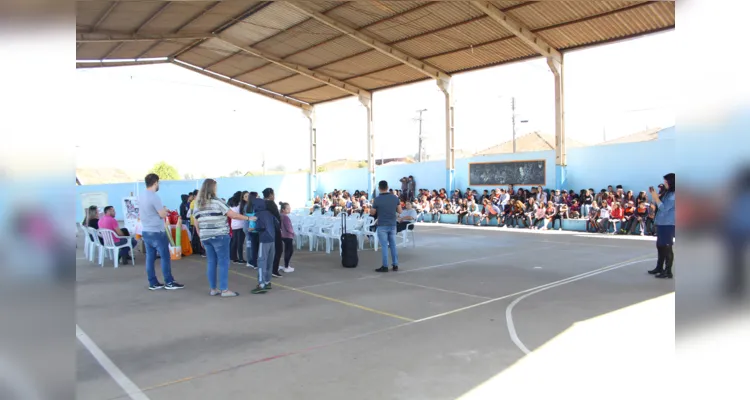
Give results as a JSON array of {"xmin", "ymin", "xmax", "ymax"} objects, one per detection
[
  {"xmin": 388, "ymin": 185, "xmax": 659, "ymax": 235},
  {"xmin": 179, "ymin": 181, "xmax": 297, "ymax": 296}
]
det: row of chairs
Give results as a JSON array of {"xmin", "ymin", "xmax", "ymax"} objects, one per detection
[
  {"xmin": 76, "ymin": 223, "xmax": 136, "ymax": 268},
  {"xmin": 287, "ymin": 213, "xmax": 415, "ymax": 254}
]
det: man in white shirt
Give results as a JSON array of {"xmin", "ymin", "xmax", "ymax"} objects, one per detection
[
  {"xmin": 397, "ymin": 202, "xmax": 418, "ymax": 233},
  {"xmin": 500, "ymin": 189, "xmax": 510, "ymax": 208},
  {"xmin": 598, "ymin": 204, "xmax": 611, "ymax": 233}
]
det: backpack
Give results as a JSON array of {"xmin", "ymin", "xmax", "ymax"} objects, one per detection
[{"xmin": 340, "ymin": 213, "xmax": 358, "ymax": 268}]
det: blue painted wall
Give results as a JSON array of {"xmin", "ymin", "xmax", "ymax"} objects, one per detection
[
  {"xmin": 316, "ymin": 168, "xmax": 368, "ymax": 197},
  {"xmin": 566, "ymin": 138, "xmax": 675, "ymax": 193},
  {"xmin": 78, "ymin": 135, "xmax": 677, "ymax": 221},
  {"xmin": 76, "ymin": 173, "xmax": 309, "ymax": 222}
]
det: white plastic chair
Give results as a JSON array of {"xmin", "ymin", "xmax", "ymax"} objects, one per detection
[
  {"xmin": 98, "ymin": 229, "xmax": 135, "ymax": 268},
  {"xmin": 398, "ymin": 222, "xmax": 416, "ymax": 248},
  {"xmin": 78, "ymin": 223, "xmax": 90, "ymax": 254},
  {"xmin": 355, "ymin": 216, "xmax": 378, "ymax": 251},
  {"xmin": 324, "ymin": 224, "xmax": 343, "ymax": 254},
  {"xmin": 85, "ymin": 227, "xmax": 102, "ymax": 262},
  {"xmin": 313, "ymin": 219, "xmax": 334, "ymax": 252}
]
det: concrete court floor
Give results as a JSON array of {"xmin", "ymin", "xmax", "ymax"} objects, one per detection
[{"xmin": 76, "ymin": 224, "xmax": 674, "ymax": 400}]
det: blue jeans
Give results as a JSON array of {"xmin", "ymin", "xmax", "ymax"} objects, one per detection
[
  {"xmin": 142, "ymin": 231, "xmax": 175, "ymax": 286},
  {"xmin": 203, "ymin": 235, "xmax": 230, "ymax": 291},
  {"xmin": 376, "ymin": 225, "xmax": 399, "ymax": 268},
  {"xmin": 582, "ymin": 204, "xmax": 591, "ymax": 218},
  {"xmin": 115, "ymin": 237, "xmax": 137, "ymax": 259},
  {"xmin": 246, "ymin": 231, "xmax": 259, "ymax": 267}
]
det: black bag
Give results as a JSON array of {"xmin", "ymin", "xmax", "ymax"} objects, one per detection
[
  {"xmin": 341, "ymin": 214, "xmax": 359, "ymax": 268},
  {"xmin": 191, "ymin": 225, "xmax": 204, "ymax": 256}
]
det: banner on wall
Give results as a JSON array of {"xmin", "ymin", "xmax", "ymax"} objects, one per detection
[
  {"xmin": 122, "ymin": 197, "xmax": 139, "ymax": 235},
  {"xmin": 80, "ymin": 192, "xmax": 108, "ymax": 220}
]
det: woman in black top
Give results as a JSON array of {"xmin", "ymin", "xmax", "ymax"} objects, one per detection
[{"xmin": 582, "ymin": 189, "xmax": 594, "ymax": 218}]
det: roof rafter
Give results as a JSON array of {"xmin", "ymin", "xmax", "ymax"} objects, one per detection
[
  {"xmin": 258, "ymin": 1, "xmax": 538, "ymax": 88},
  {"xmin": 285, "ymin": 1, "xmax": 450, "ymax": 83},
  {"xmin": 470, "ymin": 0, "xmax": 562, "ymax": 62},
  {"xmin": 136, "ymin": 0, "xmax": 221, "ymax": 59},
  {"xmin": 100, "ymin": 2, "xmax": 173, "ymax": 59},
  {"xmin": 228, "ymin": 2, "xmax": 436, "ymax": 82},
  {"xmin": 77, "ymin": 32, "xmax": 210, "ymax": 43},
  {"xmin": 171, "ymin": 59, "xmax": 312, "ymax": 111},
  {"xmin": 76, "ymin": 59, "xmax": 171, "ymax": 69},
  {"xmin": 216, "ymin": 35, "xmax": 371, "ymax": 99},
  {"xmin": 171, "ymin": 2, "xmax": 271, "ymax": 60}
]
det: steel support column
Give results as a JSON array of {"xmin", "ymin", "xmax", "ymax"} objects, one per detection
[
  {"xmin": 359, "ymin": 95, "xmax": 376, "ymax": 198},
  {"xmin": 547, "ymin": 56, "xmax": 566, "ymax": 189},
  {"xmin": 304, "ymin": 107, "xmax": 317, "ymax": 201},
  {"xmin": 437, "ymin": 78, "xmax": 455, "ymax": 193}
]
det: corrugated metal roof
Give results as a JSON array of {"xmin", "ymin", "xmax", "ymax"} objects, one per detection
[{"xmin": 77, "ymin": 0, "xmax": 675, "ymax": 105}]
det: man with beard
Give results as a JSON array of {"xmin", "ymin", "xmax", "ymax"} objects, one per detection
[{"xmin": 138, "ymin": 173, "xmax": 183, "ymax": 290}]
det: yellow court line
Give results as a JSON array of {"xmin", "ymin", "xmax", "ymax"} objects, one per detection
[{"xmin": 229, "ymin": 270, "xmax": 415, "ymax": 322}]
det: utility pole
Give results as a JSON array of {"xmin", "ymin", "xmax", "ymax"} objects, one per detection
[
  {"xmin": 511, "ymin": 97, "xmax": 516, "ymax": 153},
  {"xmin": 416, "ymin": 109, "xmax": 427, "ymax": 162}
]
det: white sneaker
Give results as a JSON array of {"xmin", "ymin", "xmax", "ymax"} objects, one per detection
[{"xmin": 283, "ymin": 267, "xmax": 295, "ymax": 272}]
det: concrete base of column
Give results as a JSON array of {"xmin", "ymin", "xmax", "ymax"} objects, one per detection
[
  {"xmin": 446, "ymin": 169, "xmax": 455, "ymax": 193},
  {"xmin": 555, "ymin": 165, "xmax": 567, "ymax": 190}
]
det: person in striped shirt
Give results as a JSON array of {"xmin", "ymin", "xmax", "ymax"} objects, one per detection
[{"xmin": 194, "ymin": 179, "xmax": 256, "ymax": 298}]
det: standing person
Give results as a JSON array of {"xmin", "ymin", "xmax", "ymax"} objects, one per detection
[
  {"xmin": 263, "ymin": 188, "xmax": 284, "ymax": 278},
  {"xmin": 179, "ymin": 192, "xmax": 194, "ymax": 240},
  {"xmin": 648, "ymin": 173, "xmax": 676, "ymax": 279},
  {"xmin": 244, "ymin": 192, "xmax": 259, "ymax": 269},
  {"xmin": 279, "ymin": 202, "xmax": 295, "ymax": 273},
  {"xmin": 251, "ymin": 197, "xmax": 278, "ymax": 294},
  {"xmin": 138, "ymin": 173, "xmax": 183, "ymax": 290},
  {"xmin": 189, "ymin": 189, "xmax": 204, "ymax": 257},
  {"xmin": 193, "ymin": 179, "xmax": 255, "ymax": 297},
  {"xmin": 179, "ymin": 194, "xmax": 191, "ymax": 226},
  {"xmin": 371, "ymin": 180, "xmax": 401, "ymax": 272},
  {"xmin": 407, "ymin": 175, "xmax": 416, "ymax": 202},
  {"xmin": 228, "ymin": 191, "xmax": 246, "ymax": 264}
]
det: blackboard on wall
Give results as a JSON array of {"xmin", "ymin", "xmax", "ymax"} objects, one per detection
[{"xmin": 469, "ymin": 160, "xmax": 546, "ymax": 186}]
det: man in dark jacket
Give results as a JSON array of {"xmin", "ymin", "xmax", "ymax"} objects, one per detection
[
  {"xmin": 251, "ymin": 197, "xmax": 278, "ymax": 294},
  {"xmin": 263, "ymin": 188, "xmax": 283, "ymax": 277}
]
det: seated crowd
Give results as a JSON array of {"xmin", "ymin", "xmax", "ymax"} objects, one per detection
[{"xmin": 310, "ymin": 181, "xmax": 666, "ymax": 236}]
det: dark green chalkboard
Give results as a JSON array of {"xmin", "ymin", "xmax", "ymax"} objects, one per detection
[{"xmin": 469, "ymin": 160, "xmax": 546, "ymax": 186}]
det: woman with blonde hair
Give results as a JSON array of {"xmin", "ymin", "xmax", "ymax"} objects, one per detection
[{"xmin": 193, "ymin": 179, "xmax": 256, "ymax": 297}]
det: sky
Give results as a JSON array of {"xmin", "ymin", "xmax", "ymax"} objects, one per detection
[{"xmin": 74, "ymin": 31, "xmax": 674, "ymax": 179}]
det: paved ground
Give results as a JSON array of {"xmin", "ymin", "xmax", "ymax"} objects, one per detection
[{"xmin": 76, "ymin": 224, "xmax": 674, "ymax": 400}]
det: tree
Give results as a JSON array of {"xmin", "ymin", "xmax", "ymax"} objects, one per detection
[
  {"xmin": 229, "ymin": 170, "xmax": 244, "ymax": 177},
  {"xmin": 244, "ymin": 171, "xmax": 254, "ymax": 177},
  {"xmin": 357, "ymin": 161, "xmax": 368, "ymax": 169},
  {"xmin": 317, "ymin": 166, "xmax": 327, "ymax": 173},
  {"xmin": 183, "ymin": 173, "xmax": 195, "ymax": 180},
  {"xmin": 150, "ymin": 161, "xmax": 180, "ymax": 181}
]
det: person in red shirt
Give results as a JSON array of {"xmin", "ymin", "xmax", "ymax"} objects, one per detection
[
  {"xmin": 610, "ymin": 202, "xmax": 624, "ymax": 231},
  {"xmin": 619, "ymin": 201, "xmax": 637, "ymax": 234},
  {"xmin": 98, "ymin": 206, "xmax": 137, "ymax": 265}
]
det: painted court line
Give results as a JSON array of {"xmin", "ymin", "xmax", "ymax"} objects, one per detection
[
  {"xmin": 112, "ymin": 256, "xmax": 653, "ymax": 396},
  {"xmin": 229, "ymin": 269, "xmax": 414, "ymax": 322},
  {"xmin": 506, "ymin": 257, "xmax": 656, "ymax": 354},
  {"xmin": 77, "ymin": 324, "xmax": 150, "ymax": 400},
  {"xmin": 131, "ymin": 321, "xmax": 413, "ymax": 398},
  {"xmin": 400, "ymin": 245, "xmax": 559, "ymax": 274},
  {"xmin": 413, "ymin": 255, "xmax": 654, "ymax": 323},
  {"xmin": 384, "ymin": 279, "xmax": 492, "ymax": 300}
]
